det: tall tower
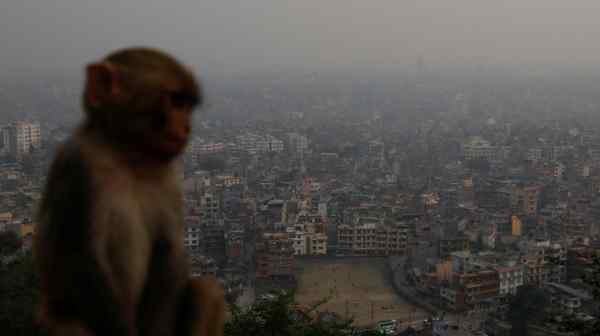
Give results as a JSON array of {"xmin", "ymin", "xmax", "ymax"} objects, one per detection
[{"xmin": 4, "ymin": 121, "xmax": 41, "ymax": 160}]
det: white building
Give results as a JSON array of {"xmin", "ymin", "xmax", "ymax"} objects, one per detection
[
  {"xmin": 236, "ymin": 133, "xmax": 284, "ymax": 154},
  {"xmin": 3, "ymin": 122, "xmax": 41, "ymax": 159},
  {"xmin": 496, "ymin": 265, "xmax": 524, "ymax": 296},
  {"xmin": 187, "ymin": 138, "xmax": 225, "ymax": 164},
  {"xmin": 527, "ymin": 148, "xmax": 543, "ymax": 162},
  {"xmin": 287, "ymin": 223, "xmax": 327, "ymax": 256},
  {"xmin": 463, "ymin": 137, "xmax": 495, "ymax": 161},
  {"xmin": 337, "ymin": 222, "xmax": 409, "ymax": 256},
  {"xmin": 184, "ymin": 216, "xmax": 203, "ymax": 253},
  {"xmin": 287, "ymin": 132, "xmax": 309, "ymax": 154}
]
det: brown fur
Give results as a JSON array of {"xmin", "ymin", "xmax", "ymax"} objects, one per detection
[{"xmin": 34, "ymin": 48, "xmax": 224, "ymax": 336}]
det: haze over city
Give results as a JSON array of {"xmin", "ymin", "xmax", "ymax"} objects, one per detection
[
  {"xmin": 1, "ymin": 2, "xmax": 600, "ymax": 336},
  {"xmin": 3, "ymin": 0, "xmax": 600, "ymax": 77}
]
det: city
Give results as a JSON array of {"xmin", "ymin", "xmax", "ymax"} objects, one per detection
[
  {"xmin": 2, "ymin": 1, "xmax": 600, "ymax": 336},
  {"xmin": 1, "ymin": 72, "xmax": 600, "ymax": 335}
]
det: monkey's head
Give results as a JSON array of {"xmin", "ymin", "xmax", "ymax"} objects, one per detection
[{"xmin": 84, "ymin": 47, "xmax": 201, "ymax": 162}]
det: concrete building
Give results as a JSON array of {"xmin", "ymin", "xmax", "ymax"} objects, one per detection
[
  {"xmin": 510, "ymin": 184, "xmax": 541, "ymax": 217},
  {"xmin": 286, "ymin": 132, "xmax": 309, "ymax": 155},
  {"xmin": 521, "ymin": 246, "xmax": 547, "ymax": 287},
  {"xmin": 189, "ymin": 254, "xmax": 218, "ymax": 278},
  {"xmin": 287, "ymin": 223, "xmax": 327, "ymax": 256},
  {"xmin": 2, "ymin": 122, "xmax": 41, "ymax": 159},
  {"xmin": 256, "ymin": 233, "xmax": 295, "ymax": 280},
  {"xmin": 187, "ymin": 139, "xmax": 225, "ymax": 164},
  {"xmin": 184, "ymin": 216, "xmax": 203, "ymax": 254},
  {"xmin": 463, "ymin": 137, "xmax": 495, "ymax": 161},
  {"xmin": 438, "ymin": 235, "xmax": 470, "ymax": 259},
  {"xmin": 337, "ymin": 222, "xmax": 409, "ymax": 256},
  {"xmin": 495, "ymin": 265, "xmax": 524, "ymax": 296},
  {"xmin": 235, "ymin": 133, "xmax": 284, "ymax": 154}
]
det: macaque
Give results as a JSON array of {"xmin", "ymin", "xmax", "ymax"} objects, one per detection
[{"xmin": 34, "ymin": 47, "xmax": 224, "ymax": 336}]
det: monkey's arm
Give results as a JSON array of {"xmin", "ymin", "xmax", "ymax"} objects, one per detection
[{"xmin": 37, "ymin": 145, "xmax": 136, "ymax": 336}]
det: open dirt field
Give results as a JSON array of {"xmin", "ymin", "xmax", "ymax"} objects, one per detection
[{"xmin": 295, "ymin": 258, "xmax": 425, "ymax": 327}]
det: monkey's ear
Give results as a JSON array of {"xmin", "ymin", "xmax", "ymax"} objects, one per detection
[{"xmin": 85, "ymin": 62, "xmax": 121, "ymax": 108}]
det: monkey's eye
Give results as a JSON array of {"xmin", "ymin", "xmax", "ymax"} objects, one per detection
[{"xmin": 168, "ymin": 91, "xmax": 197, "ymax": 110}]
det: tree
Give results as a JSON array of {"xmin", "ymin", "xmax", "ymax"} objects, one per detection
[
  {"xmin": 0, "ymin": 230, "xmax": 22, "ymax": 257},
  {"xmin": 506, "ymin": 285, "xmax": 547, "ymax": 336},
  {"xmin": 225, "ymin": 291, "xmax": 382, "ymax": 336},
  {"xmin": 0, "ymin": 252, "xmax": 43, "ymax": 336},
  {"xmin": 564, "ymin": 254, "xmax": 600, "ymax": 336},
  {"xmin": 0, "ymin": 252, "xmax": 385, "ymax": 336}
]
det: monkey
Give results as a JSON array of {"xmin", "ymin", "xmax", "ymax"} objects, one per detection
[{"xmin": 34, "ymin": 47, "xmax": 225, "ymax": 336}]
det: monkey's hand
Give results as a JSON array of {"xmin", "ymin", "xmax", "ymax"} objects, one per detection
[{"xmin": 177, "ymin": 277, "xmax": 225, "ymax": 336}]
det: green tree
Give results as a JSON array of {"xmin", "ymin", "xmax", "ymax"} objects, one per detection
[
  {"xmin": 0, "ymin": 252, "xmax": 42, "ymax": 336},
  {"xmin": 566, "ymin": 254, "xmax": 600, "ymax": 336},
  {"xmin": 506, "ymin": 285, "xmax": 547, "ymax": 336},
  {"xmin": 225, "ymin": 291, "xmax": 382, "ymax": 336},
  {"xmin": 0, "ymin": 230, "xmax": 22, "ymax": 257}
]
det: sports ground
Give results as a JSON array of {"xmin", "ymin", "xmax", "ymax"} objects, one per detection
[{"xmin": 294, "ymin": 258, "xmax": 426, "ymax": 327}]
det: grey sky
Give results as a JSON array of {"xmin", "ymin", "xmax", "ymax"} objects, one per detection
[{"xmin": 2, "ymin": 0, "xmax": 600, "ymax": 77}]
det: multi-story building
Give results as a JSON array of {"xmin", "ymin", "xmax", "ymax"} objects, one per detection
[
  {"xmin": 187, "ymin": 139, "xmax": 225, "ymax": 164},
  {"xmin": 439, "ymin": 235, "xmax": 470, "ymax": 259},
  {"xmin": 495, "ymin": 265, "xmax": 524, "ymax": 296},
  {"xmin": 286, "ymin": 132, "xmax": 309, "ymax": 155},
  {"xmin": 442, "ymin": 263, "xmax": 500, "ymax": 312},
  {"xmin": 454, "ymin": 269, "xmax": 499, "ymax": 309},
  {"xmin": 367, "ymin": 140, "xmax": 385, "ymax": 169},
  {"xmin": 510, "ymin": 184, "xmax": 542, "ymax": 217},
  {"xmin": 463, "ymin": 137, "xmax": 495, "ymax": 161},
  {"xmin": 337, "ymin": 222, "xmax": 409, "ymax": 256},
  {"xmin": 256, "ymin": 233, "xmax": 295, "ymax": 280},
  {"xmin": 184, "ymin": 216, "xmax": 203, "ymax": 254},
  {"xmin": 545, "ymin": 243, "xmax": 567, "ymax": 283},
  {"xmin": 521, "ymin": 246, "xmax": 547, "ymax": 287},
  {"xmin": 235, "ymin": 133, "xmax": 284, "ymax": 154},
  {"xmin": 2, "ymin": 122, "xmax": 41, "ymax": 159},
  {"xmin": 526, "ymin": 148, "xmax": 543, "ymax": 162},
  {"xmin": 562, "ymin": 197, "xmax": 592, "ymax": 238},
  {"xmin": 287, "ymin": 223, "xmax": 327, "ymax": 256},
  {"xmin": 0, "ymin": 212, "xmax": 13, "ymax": 232},
  {"xmin": 189, "ymin": 254, "xmax": 218, "ymax": 278}
]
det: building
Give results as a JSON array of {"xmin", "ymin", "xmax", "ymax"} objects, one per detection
[
  {"xmin": 287, "ymin": 223, "xmax": 327, "ymax": 256},
  {"xmin": 454, "ymin": 269, "xmax": 499, "ymax": 309},
  {"xmin": 510, "ymin": 184, "xmax": 541, "ymax": 217},
  {"xmin": 256, "ymin": 233, "xmax": 295, "ymax": 280},
  {"xmin": 189, "ymin": 254, "xmax": 218, "ymax": 278},
  {"xmin": 441, "ymin": 264, "xmax": 500, "ymax": 312},
  {"xmin": 545, "ymin": 282, "xmax": 593, "ymax": 315},
  {"xmin": 286, "ymin": 132, "xmax": 309, "ymax": 155},
  {"xmin": 367, "ymin": 140, "xmax": 385, "ymax": 169},
  {"xmin": 187, "ymin": 139, "xmax": 225, "ymax": 164},
  {"xmin": 337, "ymin": 222, "xmax": 409, "ymax": 256},
  {"xmin": 438, "ymin": 235, "xmax": 470, "ymax": 259},
  {"xmin": 235, "ymin": 133, "xmax": 284, "ymax": 154},
  {"xmin": 184, "ymin": 216, "xmax": 203, "ymax": 254},
  {"xmin": 463, "ymin": 137, "xmax": 495, "ymax": 161},
  {"xmin": 2, "ymin": 122, "xmax": 41, "ymax": 159},
  {"xmin": 521, "ymin": 245, "xmax": 547, "ymax": 287},
  {"xmin": 495, "ymin": 265, "xmax": 524, "ymax": 296}
]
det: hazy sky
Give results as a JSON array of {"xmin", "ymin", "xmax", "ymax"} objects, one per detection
[{"xmin": 2, "ymin": 0, "xmax": 600, "ymax": 77}]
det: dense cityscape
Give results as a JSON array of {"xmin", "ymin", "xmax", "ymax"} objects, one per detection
[{"xmin": 1, "ymin": 69, "xmax": 600, "ymax": 335}]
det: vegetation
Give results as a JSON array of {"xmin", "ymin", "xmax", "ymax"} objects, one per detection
[
  {"xmin": 0, "ymin": 231, "xmax": 21, "ymax": 257},
  {"xmin": 506, "ymin": 285, "xmax": 547, "ymax": 336},
  {"xmin": 0, "ymin": 252, "xmax": 41, "ymax": 336},
  {"xmin": 0, "ymin": 251, "xmax": 381, "ymax": 336}
]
